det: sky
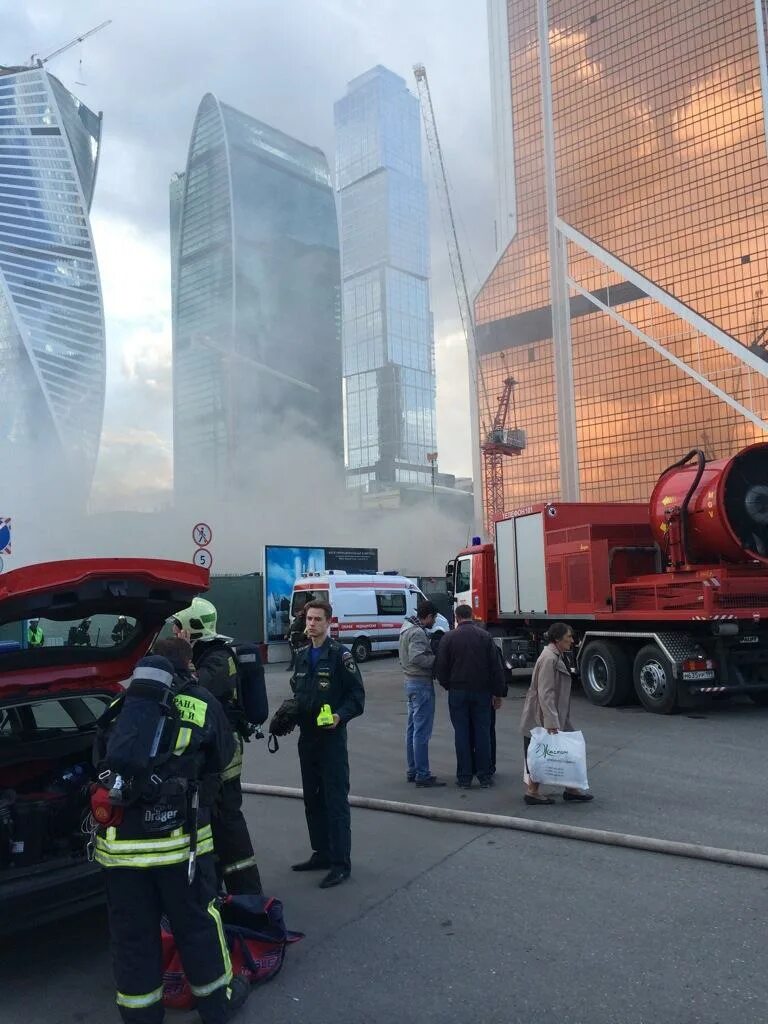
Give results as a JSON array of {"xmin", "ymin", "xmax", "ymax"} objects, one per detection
[{"xmin": 3, "ymin": 0, "xmax": 497, "ymax": 512}]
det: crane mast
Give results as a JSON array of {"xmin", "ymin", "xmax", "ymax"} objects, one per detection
[{"xmin": 413, "ymin": 63, "xmax": 524, "ymax": 532}]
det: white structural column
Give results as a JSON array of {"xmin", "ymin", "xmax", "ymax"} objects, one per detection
[
  {"xmin": 537, "ymin": 0, "xmax": 580, "ymax": 500},
  {"xmin": 487, "ymin": 0, "xmax": 517, "ymax": 254},
  {"xmin": 755, "ymin": 0, "xmax": 768, "ymax": 158}
]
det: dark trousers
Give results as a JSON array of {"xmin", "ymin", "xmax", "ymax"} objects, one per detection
[
  {"xmin": 212, "ymin": 776, "xmax": 262, "ymax": 894},
  {"xmin": 470, "ymin": 705, "xmax": 497, "ymax": 775},
  {"xmin": 298, "ymin": 727, "xmax": 351, "ymax": 871},
  {"xmin": 449, "ymin": 690, "xmax": 493, "ymax": 783},
  {"xmin": 103, "ymin": 855, "xmax": 231, "ymax": 1024}
]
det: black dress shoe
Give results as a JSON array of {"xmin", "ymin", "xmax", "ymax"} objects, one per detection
[
  {"xmin": 563, "ymin": 791, "xmax": 594, "ymax": 802},
  {"xmin": 456, "ymin": 779, "xmax": 472, "ymax": 789},
  {"xmin": 415, "ymin": 776, "xmax": 446, "ymax": 788},
  {"xmin": 478, "ymin": 778, "xmax": 494, "ymax": 789},
  {"xmin": 319, "ymin": 868, "xmax": 350, "ymax": 889},
  {"xmin": 291, "ymin": 853, "xmax": 330, "ymax": 871}
]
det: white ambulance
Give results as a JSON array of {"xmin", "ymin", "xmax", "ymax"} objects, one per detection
[{"xmin": 290, "ymin": 571, "xmax": 426, "ymax": 662}]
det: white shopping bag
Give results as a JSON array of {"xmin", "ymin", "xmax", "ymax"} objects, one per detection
[{"xmin": 526, "ymin": 727, "xmax": 589, "ymax": 790}]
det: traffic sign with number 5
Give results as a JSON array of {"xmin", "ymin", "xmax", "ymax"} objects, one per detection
[{"xmin": 193, "ymin": 548, "xmax": 213, "ymax": 569}]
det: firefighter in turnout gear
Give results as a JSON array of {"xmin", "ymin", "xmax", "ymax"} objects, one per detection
[
  {"xmin": 92, "ymin": 643, "xmax": 250, "ymax": 1024},
  {"xmin": 290, "ymin": 599, "xmax": 365, "ymax": 889},
  {"xmin": 27, "ymin": 618, "xmax": 44, "ymax": 647},
  {"xmin": 112, "ymin": 614, "xmax": 133, "ymax": 645},
  {"xmin": 172, "ymin": 598, "xmax": 263, "ymax": 895}
]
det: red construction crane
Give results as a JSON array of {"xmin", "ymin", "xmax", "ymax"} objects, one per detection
[
  {"xmin": 413, "ymin": 64, "xmax": 525, "ymax": 532},
  {"xmin": 481, "ymin": 376, "xmax": 525, "ymax": 525}
]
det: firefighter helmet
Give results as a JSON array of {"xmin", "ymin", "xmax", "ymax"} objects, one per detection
[{"xmin": 173, "ymin": 597, "xmax": 217, "ymax": 641}]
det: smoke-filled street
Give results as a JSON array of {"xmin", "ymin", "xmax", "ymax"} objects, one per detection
[{"xmin": 3, "ymin": 657, "xmax": 768, "ymax": 1024}]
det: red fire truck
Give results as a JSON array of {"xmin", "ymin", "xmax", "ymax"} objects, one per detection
[{"xmin": 447, "ymin": 443, "xmax": 768, "ymax": 713}]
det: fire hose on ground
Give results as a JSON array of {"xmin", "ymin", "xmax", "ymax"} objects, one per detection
[{"xmin": 241, "ymin": 782, "xmax": 768, "ymax": 872}]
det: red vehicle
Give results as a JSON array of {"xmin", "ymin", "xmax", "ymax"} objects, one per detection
[
  {"xmin": 0, "ymin": 558, "xmax": 208, "ymax": 934},
  {"xmin": 447, "ymin": 443, "xmax": 768, "ymax": 714}
]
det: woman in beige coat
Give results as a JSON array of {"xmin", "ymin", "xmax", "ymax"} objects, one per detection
[{"xmin": 520, "ymin": 622, "xmax": 593, "ymax": 805}]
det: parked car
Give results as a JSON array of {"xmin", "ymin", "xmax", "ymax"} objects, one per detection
[{"xmin": 0, "ymin": 557, "xmax": 208, "ymax": 935}]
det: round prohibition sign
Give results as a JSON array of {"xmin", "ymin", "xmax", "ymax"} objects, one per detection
[
  {"xmin": 192, "ymin": 522, "xmax": 213, "ymax": 546},
  {"xmin": 193, "ymin": 548, "xmax": 213, "ymax": 570}
]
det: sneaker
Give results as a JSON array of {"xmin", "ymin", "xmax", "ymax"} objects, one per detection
[
  {"xmin": 415, "ymin": 776, "xmax": 447, "ymax": 788},
  {"xmin": 225, "ymin": 976, "xmax": 251, "ymax": 1020}
]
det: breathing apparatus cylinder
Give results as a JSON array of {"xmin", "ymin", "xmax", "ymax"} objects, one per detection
[{"xmin": 103, "ymin": 655, "xmax": 178, "ymax": 791}]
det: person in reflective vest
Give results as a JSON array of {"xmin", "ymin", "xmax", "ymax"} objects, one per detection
[
  {"xmin": 27, "ymin": 619, "xmax": 44, "ymax": 647},
  {"xmin": 172, "ymin": 598, "xmax": 262, "ymax": 895},
  {"xmin": 92, "ymin": 642, "xmax": 250, "ymax": 1024}
]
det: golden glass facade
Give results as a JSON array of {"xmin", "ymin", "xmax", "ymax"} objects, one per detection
[{"xmin": 476, "ymin": 0, "xmax": 768, "ymax": 519}]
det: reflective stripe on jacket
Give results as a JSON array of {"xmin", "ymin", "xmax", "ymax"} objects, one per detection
[{"xmin": 95, "ymin": 824, "xmax": 214, "ymax": 868}]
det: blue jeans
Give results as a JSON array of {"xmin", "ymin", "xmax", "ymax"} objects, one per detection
[
  {"xmin": 405, "ymin": 679, "xmax": 436, "ymax": 781},
  {"xmin": 448, "ymin": 690, "xmax": 492, "ymax": 783}
]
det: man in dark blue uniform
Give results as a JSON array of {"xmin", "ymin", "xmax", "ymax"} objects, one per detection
[{"xmin": 289, "ymin": 599, "xmax": 365, "ymax": 889}]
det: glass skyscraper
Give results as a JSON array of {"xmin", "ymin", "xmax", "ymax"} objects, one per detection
[
  {"xmin": 172, "ymin": 94, "xmax": 342, "ymax": 499},
  {"xmin": 476, "ymin": 0, "xmax": 768, "ymax": 527},
  {"xmin": 335, "ymin": 66, "xmax": 437, "ymax": 488},
  {"xmin": 0, "ymin": 65, "xmax": 105, "ymax": 494}
]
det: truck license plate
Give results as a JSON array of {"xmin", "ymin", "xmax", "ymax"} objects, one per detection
[{"xmin": 682, "ymin": 670, "xmax": 716, "ymax": 681}]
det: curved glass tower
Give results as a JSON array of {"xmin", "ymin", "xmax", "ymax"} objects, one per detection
[
  {"xmin": 0, "ymin": 66, "xmax": 105, "ymax": 495},
  {"xmin": 172, "ymin": 94, "xmax": 342, "ymax": 499}
]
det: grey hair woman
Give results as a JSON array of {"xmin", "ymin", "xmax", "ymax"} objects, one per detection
[{"xmin": 519, "ymin": 623, "xmax": 593, "ymax": 806}]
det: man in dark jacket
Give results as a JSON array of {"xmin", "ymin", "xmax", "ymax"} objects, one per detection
[
  {"xmin": 173, "ymin": 598, "xmax": 262, "ymax": 895},
  {"xmin": 435, "ymin": 604, "xmax": 505, "ymax": 788},
  {"xmin": 289, "ymin": 599, "xmax": 365, "ymax": 889}
]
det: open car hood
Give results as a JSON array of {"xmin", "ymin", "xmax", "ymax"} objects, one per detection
[{"xmin": 0, "ymin": 558, "xmax": 209, "ymax": 700}]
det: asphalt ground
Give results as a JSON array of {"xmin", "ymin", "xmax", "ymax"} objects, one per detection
[{"xmin": 3, "ymin": 657, "xmax": 768, "ymax": 1024}]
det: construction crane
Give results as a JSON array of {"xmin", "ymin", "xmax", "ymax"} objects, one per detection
[
  {"xmin": 483, "ymin": 373, "xmax": 527, "ymax": 525},
  {"xmin": 30, "ymin": 20, "xmax": 112, "ymax": 68},
  {"xmin": 413, "ymin": 63, "xmax": 525, "ymax": 532}
]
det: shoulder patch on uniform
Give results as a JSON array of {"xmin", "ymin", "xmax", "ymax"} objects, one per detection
[
  {"xmin": 342, "ymin": 651, "xmax": 357, "ymax": 672},
  {"xmin": 174, "ymin": 694, "xmax": 207, "ymax": 727}
]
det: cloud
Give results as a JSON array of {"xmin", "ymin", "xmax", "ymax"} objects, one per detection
[
  {"xmin": 4, "ymin": 1, "xmax": 494, "ymax": 512},
  {"xmin": 90, "ymin": 427, "xmax": 172, "ymax": 512}
]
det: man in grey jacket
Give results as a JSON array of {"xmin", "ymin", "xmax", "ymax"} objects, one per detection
[{"xmin": 398, "ymin": 601, "xmax": 446, "ymax": 788}]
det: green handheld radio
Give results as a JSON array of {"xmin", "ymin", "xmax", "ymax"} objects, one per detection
[{"xmin": 316, "ymin": 704, "xmax": 334, "ymax": 727}]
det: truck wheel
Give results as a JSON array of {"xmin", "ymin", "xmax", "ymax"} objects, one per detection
[
  {"xmin": 633, "ymin": 644, "xmax": 678, "ymax": 713},
  {"xmin": 351, "ymin": 637, "xmax": 371, "ymax": 663},
  {"xmin": 580, "ymin": 641, "xmax": 633, "ymax": 706}
]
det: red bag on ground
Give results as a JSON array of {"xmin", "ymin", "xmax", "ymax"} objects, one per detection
[
  {"xmin": 161, "ymin": 894, "xmax": 304, "ymax": 1009},
  {"xmin": 161, "ymin": 929, "xmax": 193, "ymax": 1010}
]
